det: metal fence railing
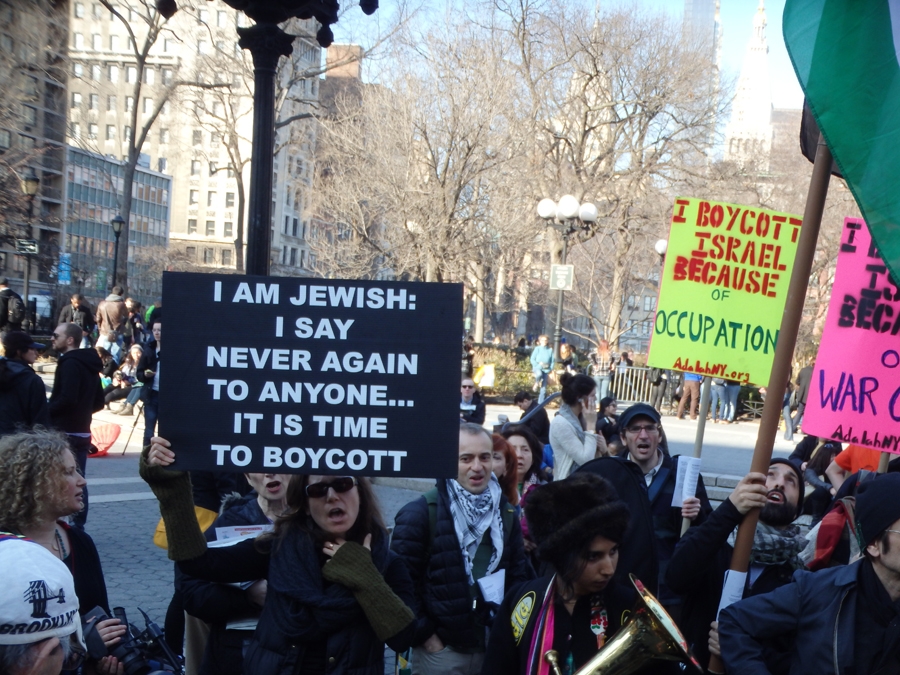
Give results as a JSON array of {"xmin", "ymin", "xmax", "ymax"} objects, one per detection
[{"xmin": 608, "ymin": 365, "xmax": 655, "ymax": 406}]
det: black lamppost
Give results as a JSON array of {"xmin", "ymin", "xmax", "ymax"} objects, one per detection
[
  {"xmin": 111, "ymin": 214, "xmax": 125, "ymax": 290},
  {"xmin": 537, "ymin": 196, "xmax": 598, "ymax": 362},
  {"xmin": 157, "ymin": 0, "xmax": 379, "ymax": 276},
  {"xmin": 19, "ymin": 167, "xmax": 39, "ymax": 330}
]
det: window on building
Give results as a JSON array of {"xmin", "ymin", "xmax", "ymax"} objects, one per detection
[
  {"xmin": 105, "ymin": 125, "xmax": 116, "ymax": 140},
  {"xmin": 289, "ymin": 248, "xmax": 297, "ymax": 266},
  {"xmin": 189, "ymin": 190, "xmax": 198, "ymax": 205},
  {"xmin": 643, "ymin": 296, "xmax": 656, "ymax": 312},
  {"xmin": 185, "ymin": 246, "xmax": 196, "ymax": 258},
  {"xmin": 192, "ymin": 129, "xmax": 202, "ymax": 145},
  {"xmin": 74, "ymin": 2, "xmax": 85, "ymax": 17},
  {"xmin": 71, "ymin": 92, "xmax": 82, "ymax": 108},
  {"xmin": 212, "ymin": 102, "xmax": 223, "ymax": 116},
  {"xmin": 188, "ymin": 219, "xmax": 197, "ymax": 234},
  {"xmin": 88, "ymin": 123, "xmax": 98, "ymax": 139},
  {"xmin": 292, "ymin": 218, "xmax": 298, "ymax": 237},
  {"xmin": 217, "ymin": 10, "xmax": 227, "ymax": 26},
  {"xmin": 207, "ymin": 191, "xmax": 216, "ymax": 207},
  {"xmin": 90, "ymin": 64, "xmax": 101, "ymax": 80},
  {"xmin": 225, "ymin": 192, "xmax": 234, "ymax": 208},
  {"xmin": 143, "ymin": 97, "xmax": 153, "ymax": 114},
  {"xmin": 198, "ymin": 8, "xmax": 209, "ymax": 23},
  {"xmin": 106, "ymin": 95, "xmax": 116, "ymax": 111},
  {"xmin": 91, "ymin": 34, "xmax": 101, "ymax": 50},
  {"xmin": 227, "ymin": 167, "xmax": 235, "ymax": 178},
  {"xmin": 158, "ymin": 157, "xmax": 167, "ymax": 172},
  {"xmin": 159, "ymin": 128, "xmax": 169, "ymax": 143},
  {"xmin": 71, "ymin": 122, "xmax": 81, "ymax": 139},
  {"xmin": 163, "ymin": 38, "xmax": 173, "ymax": 52},
  {"xmin": 144, "ymin": 68, "xmax": 154, "ymax": 85},
  {"xmin": 92, "ymin": 3, "xmax": 102, "ymax": 19},
  {"xmin": 21, "ymin": 105, "xmax": 35, "ymax": 126},
  {"xmin": 88, "ymin": 94, "xmax": 98, "ymax": 110},
  {"xmin": 209, "ymin": 162, "xmax": 217, "ymax": 176},
  {"xmin": 124, "ymin": 126, "xmax": 132, "ymax": 142},
  {"xmin": 205, "ymin": 220, "xmax": 215, "ymax": 236},
  {"xmin": 162, "ymin": 68, "xmax": 172, "ymax": 85},
  {"xmin": 110, "ymin": 35, "xmax": 119, "ymax": 51},
  {"xmin": 126, "ymin": 66, "xmax": 136, "ymax": 83},
  {"xmin": 107, "ymin": 64, "xmax": 118, "ymax": 82},
  {"xmin": 222, "ymin": 248, "xmax": 232, "ymax": 265},
  {"xmin": 224, "ymin": 221, "xmax": 233, "ymax": 238},
  {"xmin": 197, "ymin": 40, "xmax": 208, "ymax": 55},
  {"xmin": 190, "ymin": 160, "xmax": 200, "ymax": 176},
  {"xmin": 0, "ymin": 129, "xmax": 10, "ymax": 149},
  {"xmin": 284, "ymin": 215, "xmax": 290, "ymax": 233},
  {"xmin": 203, "ymin": 248, "xmax": 214, "ymax": 264},
  {"xmin": 210, "ymin": 132, "xmax": 220, "ymax": 146},
  {"xmin": 74, "ymin": 33, "xmax": 84, "ymax": 49},
  {"xmin": 627, "ymin": 295, "xmax": 637, "ymax": 309},
  {"xmin": 125, "ymin": 96, "xmax": 134, "ymax": 112},
  {"xmin": 300, "ymin": 250, "xmax": 307, "ymax": 268},
  {"xmin": 73, "ymin": 63, "xmax": 83, "ymax": 78}
]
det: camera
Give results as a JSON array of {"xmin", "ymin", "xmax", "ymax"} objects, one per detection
[{"xmin": 83, "ymin": 606, "xmax": 183, "ymax": 675}]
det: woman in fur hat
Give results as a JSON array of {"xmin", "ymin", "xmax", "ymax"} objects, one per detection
[{"xmin": 481, "ymin": 473, "xmax": 681, "ymax": 675}]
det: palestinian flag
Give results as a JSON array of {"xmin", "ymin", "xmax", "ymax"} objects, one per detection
[{"xmin": 784, "ymin": 0, "xmax": 900, "ymax": 282}]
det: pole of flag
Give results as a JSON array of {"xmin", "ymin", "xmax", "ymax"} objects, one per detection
[
  {"xmin": 707, "ymin": 135, "xmax": 832, "ymax": 674},
  {"xmin": 681, "ymin": 377, "xmax": 711, "ymax": 536}
]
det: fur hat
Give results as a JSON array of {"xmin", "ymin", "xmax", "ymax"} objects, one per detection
[
  {"xmin": 855, "ymin": 473, "xmax": 900, "ymax": 545},
  {"xmin": 524, "ymin": 473, "xmax": 629, "ymax": 567}
]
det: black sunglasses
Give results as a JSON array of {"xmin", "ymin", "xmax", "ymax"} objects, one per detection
[{"xmin": 305, "ymin": 476, "xmax": 357, "ymax": 499}]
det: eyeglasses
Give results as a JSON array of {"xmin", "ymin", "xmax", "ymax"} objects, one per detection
[
  {"xmin": 886, "ymin": 530, "xmax": 900, "ymax": 536},
  {"xmin": 625, "ymin": 424, "xmax": 659, "ymax": 434},
  {"xmin": 461, "ymin": 385, "xmax": 474, "ymax": 389},
  {"xmin": 62, "ymin": 633, "xmax": 87, "ymax": 671},
  {"xmin": 305, "ymin": 476, "xmax": 357, "ymax": 499},
  {"xmin": 52, "ymin": 333, "xmax": 60, "ymax": 338}
]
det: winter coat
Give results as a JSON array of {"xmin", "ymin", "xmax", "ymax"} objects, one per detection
[
  {"xmin": 529, "ymin": 345, "xmax": 554, "ymax": 373},
  {"xmin": 665, "ymin": 498, "xmax": 797, "ymax": 672},
  {"xmin": 0, "ymin": 288, "xmax": 23, "ymax": 332},
  {"xmin": 48, "ymin": 348, "xmax": 104, "ymax": 434},
  {"xmin": 59, "ymin": 521, "xmax": 111, "ymax": 617},
  {"xmin": 719, "ymin": 561, "xmax": 863, "ymax": 675},
  {"xmin": 518, "ymin": 400, "xmax": 550, "ymax": 445},
  {"xmin": 549, "ymin": 414, "xmax": 597, "ymax": 480},
  {"xmin": 178, "ymin": 528, "xmax": 415, "ymax": 675},
  {"xmin": 180, "ymin": 494, "xmax": 270, "ymax": 675},
  {"xmin": 460, "ymin": 390, "xmax": 486, "ymax": 425},
  {"xmin": 58, "ymin": 304, "xmax": 95, "ymax": 333},
  {"xmin": 0, "ymin": 357, "xmax": 49, "ymax": 435},
  {"xmin": 95, "ymin": 294, "xmax": 127, "ymax": 336},
  {"xmin": 135, "ymin": 340, "xmax": 159, "ymax": 385},
  {"xmin": 390, "ymin": 479, "xmax": 534, "ymax": 650}
]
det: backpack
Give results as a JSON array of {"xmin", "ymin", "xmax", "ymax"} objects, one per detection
[{"xmin": 3, "ymin": 290, "xmax": 25, "ymax": 326}]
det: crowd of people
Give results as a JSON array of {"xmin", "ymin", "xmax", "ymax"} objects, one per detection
[{"xmin": 1, "ymin": 322, "xmax": 899, "ymax": 675}]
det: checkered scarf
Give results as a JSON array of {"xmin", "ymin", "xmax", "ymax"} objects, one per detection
[
  {"xmin": 446, "ymin": 477, "xmax": 504, "ymax": 584},
  {"xmin": 728, "ymin": 521, "xmax": 807, "ymax": 569}
]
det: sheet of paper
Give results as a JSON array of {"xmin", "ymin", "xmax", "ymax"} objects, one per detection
[
  {"xmin": 672, "ymin": 456, "xmax": 702, "ymax": 507},
  {"xmin": 225, "ymin": 617, "xmax": 258, "ymax": 631},
  {"xmin": 716, "ymin": 569, "xmax": 747, "ymax": 619},
  {"xmin": 214, "ymin": 524, "xmax": 273, "ymax": 541},
  {"xmin": 477, "ymin": 569, "xmax": 506, "ymax": 605}
]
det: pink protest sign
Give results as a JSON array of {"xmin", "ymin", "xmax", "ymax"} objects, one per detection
[{"xmin": 804, "ymin": 218, "xmax": 900, "ymax": 453}]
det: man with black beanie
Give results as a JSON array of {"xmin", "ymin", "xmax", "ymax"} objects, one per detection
[
  {"xmin": 720, "ymin": 471, "xmax": 900, "ymax": 675},
  {"xmin": 482, "ymin": 473, "xmax": 687, "ymax": 675},
  {"xmin": 666, "ymin": 458, "xmax": 807, "ymax": 672}
]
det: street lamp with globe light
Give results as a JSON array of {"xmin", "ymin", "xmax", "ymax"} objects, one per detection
[
  {"xmin": 111, "ymin": 214, "xmax": 125, "ymax": 291},
  {"xmin": 537, "ymin": 195, "xmax": 598, "ymax": 362},
  {"xmin": 18, "ymin": 167, "xmax": 40, "ymax": 330}
]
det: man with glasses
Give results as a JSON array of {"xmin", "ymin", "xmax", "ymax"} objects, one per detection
[
  {"xmin": 615, "ymin": 403, "xmax": 712, "ymax": 622},
  {"xmin": 136, "ymin": 321, "xmax": 161, "ymax": 449},
  {"xmin": 0, "ymin": 534, "xmax": 85, "ymax": 675},
  {"xmin": 719, "ymin": 472, "xmax": 900, "ymax": 675},
  {"xmin": 391, "ymin": 423, "xmax": 533, "ymax": 675},
  {"xmin": 460, "ymin": 378, "xmax": 485, "ymax": 425},
  {"xmin": 48, "ymin": 323, "xmax": 104, "ymax": 528}
]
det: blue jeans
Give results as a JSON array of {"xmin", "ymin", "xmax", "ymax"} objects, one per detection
[
  {"xmin": 593, "ymin": 375, "xmax": 611, "ymax": 402},
  {"xmin": 68, "ymin": 435, "xmax": 92, "ymax": 529},
  {"xmin": 783, "ymin": 403, "xmax": 793, "ymax": 441},
  {"xmin": 710, "ymin": 384, "xmax": 725, "ymax": 421},
  {"xmin": 723, "ymin": 383, "xmax": 740, "ymax": 421},
  {"xmin": 143, "ymin": 388, "xmax": 159, "ymax": 448},
  {"xmin": 533, "ymin": 370, "xmax": 549, "ymax": 403}
]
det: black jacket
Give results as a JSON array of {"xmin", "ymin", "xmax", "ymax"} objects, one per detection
[
  {"xmin": 519, "ymin": 400, "xmax": 550, "ymax": 445},
  {"xmin": 58, "ymin": 304, "xmax": 95, "ymax": 333},
  {"xmin": 0, "ymin": 357, "xmax": 49, "ymax": 435},
  {"xmin": 0, "ymin": 288, "xmax": 23, "ymax": 332},
  {"xmin": 665, "ymin": 499, "xmax": 797, "ymax": 672},
  {"xmin": 60, "ymin": 521, "xmax": 111, "ymax": 617},
  {"xmin": 390, "ymin": 480, "xmax": 534, "ymax": 650},
  {"xmin": 460, "ymin": 391, "xmax": 486, "ymax": 424},
  {"xmin": 48, "ymin": 348, "xmax": 104, "ymax": 434},
  {"xmin": 136, "ymin": 340, "xmax": 159, "ymax": 385},
  {"xmin": 181, "ymin": 494, "xmax": 269, "ymax": 675}
]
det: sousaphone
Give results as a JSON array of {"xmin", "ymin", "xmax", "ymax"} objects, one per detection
[{"xmin": 544, "ymin": 574, "xmax": 701, "ymax": 675}]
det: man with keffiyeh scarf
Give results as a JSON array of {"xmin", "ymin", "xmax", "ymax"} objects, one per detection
[{"xmin": 391, "ymin": 423, "xmax": 534, "ymax": 675}]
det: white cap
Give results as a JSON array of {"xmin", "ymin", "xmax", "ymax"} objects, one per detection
[{"xmin": 0, "ymin": 535, "xmax": 82, "ymax": 646}]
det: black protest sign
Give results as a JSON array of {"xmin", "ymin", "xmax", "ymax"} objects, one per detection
[{"xmin": 160, "ymin": 272, "xmax": 463, "ymax": 477}]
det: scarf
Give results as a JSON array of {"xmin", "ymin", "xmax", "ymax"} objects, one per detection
[
  {"xmin": 557, "ymin": 403, "xmax": 585, "ymax": 444},
  {"xmin": 727, "ymin": 521, "xmax": 807, "ymax": 569},
  {"xmin": 446, "ymin": 477, "xmax": 504, "ymax": 584}
]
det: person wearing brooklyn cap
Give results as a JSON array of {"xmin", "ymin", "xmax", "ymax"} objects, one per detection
[
  {"xmin": 718, "ymin": 471, "xmax": 900, "ymax": 675},
  {"xmin": 480, "ymin": 473, "xmax": 681, "ymax": 675},
  {"xmin": 615, "ymin": 402, "xmax": 712, "ymax": 622},
  {"xmin": 666, "ymin": 458, "xmax": 807, "ymax": 672},
  {"xmin": 0, "ymin": 534, "xmax": 86, "ymax": 675},
  {"xmin": 0, "ymin": 331, "xmax": 49, "ymax": 437}
]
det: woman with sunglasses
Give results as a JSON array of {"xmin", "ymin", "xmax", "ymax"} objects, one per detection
[
  {"xmin": 0, "ymin": 430, "xmax": 125, "ymax": 675},
  {"xmin": 142, "ymin": 436, "xmax": 415, "ymax": 675}
]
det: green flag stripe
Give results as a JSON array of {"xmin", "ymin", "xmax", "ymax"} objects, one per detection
[{"xmin": 784, "ymin": 0, "xmax": 900, "ymax": 283}]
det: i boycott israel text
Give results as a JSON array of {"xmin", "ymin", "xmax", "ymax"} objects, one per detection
[
  {"xmin": 158, "ymin": 272, "xmax": 463, "ymax": 477},
  {"xmin": 647, "ymin": 197, "xmax": 801, "ymax": 386}
]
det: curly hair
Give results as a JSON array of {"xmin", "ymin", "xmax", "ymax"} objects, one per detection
[{"xmin": 0, "ymin": 429, "xmax": 74, "ymax": 532}]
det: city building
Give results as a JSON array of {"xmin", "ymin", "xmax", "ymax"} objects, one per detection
[
  {"xmin": 64, "ymin": 146, "xmax": 170, "ymax": 303},
  {"xmin": 0, "ymin": 0, "xmax": 69, "ymax": 305}
]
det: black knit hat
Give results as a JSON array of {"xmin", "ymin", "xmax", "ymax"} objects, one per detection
[
  {"xmin": 770, "ymin": 458, "xmax": 805, "ymax": 516},
  {"xmin": 855, "ymin": 473, "xmax": 900, "ymax": 545},
  {"xmin": 524, "ymin": 473, "xmax": 629, "ymax": 567},
  {"xmin": 618, "ymin": 403, "xmax": 661, "ymax": 431}
]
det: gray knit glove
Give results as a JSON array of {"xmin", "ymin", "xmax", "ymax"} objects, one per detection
[
  {"xmin": 139, "ymin": 446, "xmax": 207, "ymax": 561},
  {"xmin": 322, "ymin": 541, "xmax": 414, "ymax": 641}
]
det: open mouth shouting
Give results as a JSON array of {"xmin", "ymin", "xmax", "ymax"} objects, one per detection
[
  {"xmin": 766, "ymin": 489, "xmax": 785, "ymax": 504},
  {"xmin": 264, "ymin": 479, "xmax": 283, "ymax": 496}
]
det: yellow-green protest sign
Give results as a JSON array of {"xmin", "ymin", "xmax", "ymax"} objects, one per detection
[{"xmin": 647, "ymin": 197, "xmax": 802, "ymax": 386}]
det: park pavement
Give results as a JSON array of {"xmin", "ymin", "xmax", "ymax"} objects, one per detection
[{"xmin": 74, "ymin": 397, "xmax": 794, "ymax": 626}]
